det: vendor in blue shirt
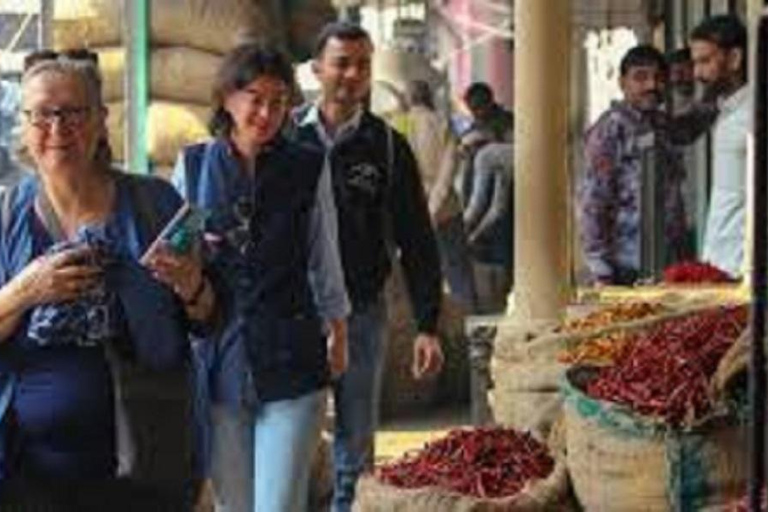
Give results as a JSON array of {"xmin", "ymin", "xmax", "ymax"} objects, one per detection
[
  {"xmin": 0, "ymin": 54, "xmax": 215, "ymax": 489},
  {"xmin": 172, "ymin": 43, "xmax": 349, "ymax": 512}
]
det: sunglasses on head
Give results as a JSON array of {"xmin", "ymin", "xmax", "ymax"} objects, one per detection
[{"xmin": 23, "ymin": 48, "xmax": 99, "ymax": 72}]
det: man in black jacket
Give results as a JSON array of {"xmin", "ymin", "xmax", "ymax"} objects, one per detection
[{"xmin": 292, "ymin": 22, "xmax": 444, "ymax": 512}]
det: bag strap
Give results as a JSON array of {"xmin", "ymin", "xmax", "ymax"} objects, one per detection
[
  {"xmin": 0, "ymin": 187, "xmax": 12, "ymax": 240},
  {"xmin": 0, "ymin": 374, "xmax": 14, "ymax": 424},
  {"xmin": 383, "ymin": 121, "xmax": 397, "ymax": 259},
  {"xmin": 34, "ymin": 186, "xmax": 67, "ymax": 243},
  {"xmin": 126, "ymin": 174, "xmax": 162, "ymax": 240}
]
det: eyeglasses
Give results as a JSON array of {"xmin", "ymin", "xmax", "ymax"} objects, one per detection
[
  {"xmin": 22, "ymin": 106, "xmax": 92, "ymax": 129},
  {"xmin": 23, "ymin": 48, "xmax": 99, "ymax": 72}
]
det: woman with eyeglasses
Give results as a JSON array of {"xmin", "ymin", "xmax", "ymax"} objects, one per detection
[
  {"xmin": 0, "ymin": 53, "xmax": 215, "ymax": 503},
  {"xmin": 172, "ymin": 43, "xmax": 349, "ymax": 512}
]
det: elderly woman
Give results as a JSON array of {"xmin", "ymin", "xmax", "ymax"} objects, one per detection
[
  {"xmin": 172, "ymin": 43, "xmax": 349, "ymax": 512},
  {"xmin": 0, "ymin": 52, "xmax": 214, "ymax": 493}
]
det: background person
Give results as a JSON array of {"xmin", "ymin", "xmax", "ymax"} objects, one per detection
[
  {"xmin": 393, "ymin": 79, "xmax": 478, "ymax": 312},
  {"xmin": 689, "ymin": 14, "xmax": 750, "ymax": 277},
  {"xmin": 578, "ymin": 44, "xmax": 687, "ymax": 285}
]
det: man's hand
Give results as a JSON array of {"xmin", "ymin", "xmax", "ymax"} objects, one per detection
[
  {"xmin": 327, "ymin": 318, "xmax": 348, "ymax": 379},
  {"xmin": 412, "ymin": 333, "xmax": 443, "ymax": 379}
]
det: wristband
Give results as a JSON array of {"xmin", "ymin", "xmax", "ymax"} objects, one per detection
[{"xmin": 185, "ymin": 275, "xmax": 207, "ymax": 306}]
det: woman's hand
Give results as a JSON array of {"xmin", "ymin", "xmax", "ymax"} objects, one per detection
[
  {"xmin": 12, "ymin": 246, "xmax": 102, "ymax": 308},
  {"xmin": 143, "ymin": 243, "xmax": 215, "ymax": 322},
  {"xmin": 143, "ymin": 243, "xmax": 204, "ymax": 301}
]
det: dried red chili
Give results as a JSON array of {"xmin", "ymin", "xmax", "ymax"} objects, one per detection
[
  {"xmin": 376, "ymin": 427, "xmax": 554, "ymax": 499},
  {"xmin": 586, "ymin": 305, "xmax": 748, "ymax": 426},
  {"xmin": 663, "ymin": 260, "xmax": 735, "ymax": 283}
]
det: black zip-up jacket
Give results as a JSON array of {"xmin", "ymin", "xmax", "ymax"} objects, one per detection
[{"xmin": 293, "ymin": 109, "xmax": 442, "ymax": 334}]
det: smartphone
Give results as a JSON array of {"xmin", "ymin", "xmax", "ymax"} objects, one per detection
[{"xmin": 141, "ymin": 202, "xmax": 207, "ymax": 262}]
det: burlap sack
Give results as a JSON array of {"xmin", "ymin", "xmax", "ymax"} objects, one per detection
[
  {"xmin": 93, "ymin": 46, "xmax": 125, "ymax": 102},
  {"xmin": 711, "ymin": 328, "xmax": 750, "ymax": 401},
  {"xmin": 147, "ymin": 101, "xmax": 210, "ymax": 165},
  {"xmin": 352, "ymin": 459, "xmax": 573, "ymax": 512},
  {"xmin": 106, "ymin": 101, "xmax": 209, "ymax": 165},
  {"xmin": 105, "ymin": 100, "xmax": 127, "ymax": 162},
  {"xmin": 53, "ymin": 0, "xmax": 123, "ymax": 49},
  {"xmin": 563, "ymin": 366, "xmax": 747, "ymax": 512},
  {"xmin": 95, "ymin": 46, "xmax": 220, "ymax": 105},
  {"xmin": 53, "ymin": 0, "xmax": 267, "ymax": 55},
  {"xmin": 284, "ymin": 0, "xmax": 338, "ymax": 61},
  {"xmin": 150, "ymin": 0, "xmax": 268, "ymax": 55},
  {"xmin": 151, "ymin": 47, "xmax": 221, "ymax": 105},
  {"xmin": 490, "ymin": 303, "xmax": 733, "ymax": 438}
]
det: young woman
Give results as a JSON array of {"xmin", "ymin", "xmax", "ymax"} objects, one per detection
[{"xmin": 172, "ymin": 43, "xmax": 349, "ymax": 512}]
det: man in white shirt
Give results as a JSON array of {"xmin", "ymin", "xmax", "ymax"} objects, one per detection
[{"xmin": 690, "ymin": 14, "xmax": 750, "ymax": 277}]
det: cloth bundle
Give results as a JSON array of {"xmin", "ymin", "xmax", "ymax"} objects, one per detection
[{"xmin": 27, "ymin": 225, "xmax": 124, "ymax": 348}]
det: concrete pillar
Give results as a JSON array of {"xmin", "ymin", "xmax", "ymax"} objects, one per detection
[{"xmin": 508, "ymin": 0, "xmax": 572, "ymax": 322}]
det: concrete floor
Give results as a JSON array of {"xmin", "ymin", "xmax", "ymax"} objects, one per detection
[{"xmin": 374, "ymin": 404, "xmax": 471, "ymax": 462}]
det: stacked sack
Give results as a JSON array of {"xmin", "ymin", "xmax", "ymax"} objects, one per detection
[{"xmin": 51, "ymin": 0, "xmax": 270, "ymax": 177}]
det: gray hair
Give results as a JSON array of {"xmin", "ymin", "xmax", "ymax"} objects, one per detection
[{"xmin": 16, "ymin": 57, "xmax": 112, "ymax": 169}]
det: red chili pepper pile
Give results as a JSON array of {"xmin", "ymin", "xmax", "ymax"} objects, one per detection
[
  {"xmin": 586, "ymin": 305, "xmax": 748, "ymax": 426},
  {"xmin": 376, "ymin": 427, "xmax": 554, "ymax": 499},
  {"xmin": 663, "ymin": 260, "xmax": 735, "ymax": 283}
]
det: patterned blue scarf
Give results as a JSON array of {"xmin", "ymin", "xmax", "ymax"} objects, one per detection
[{"xmin": 26, "ymin": 224, "xmax": 123, "ymax": 348}]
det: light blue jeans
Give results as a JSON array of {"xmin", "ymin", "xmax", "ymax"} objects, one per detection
[
  {"xmin": 253, "ymin": 389, "xmax": 325, "ymax": 512},
  {"xmin": 210, "ymin": 405, "xmax": 253, "ymax": 512},
  {"xmin": 331, "ymin": 297, "xmax": 388, "ymax": 512},
  {"xmin": 209, "ymin": 389, "xmax": 325, "ymax": 512}
]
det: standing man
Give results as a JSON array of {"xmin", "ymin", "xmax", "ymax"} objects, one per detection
[
  {"xmin": 690, "ymin": 14, "xmax": 750, "ymax": 277},
  {"xmin": 457, "ymin": 83, "xmax": 514, "ymax": 311},
  {"xmin": 578, "ymin": 45, "xmax": 688, "ymax": 285},
  {"xmin": 292, "ymin": 22, "xmax": 444, "ymax": 512},
  {"xmin": 666, "ymin": 47, "xmax": 697, "ymax": 116},
  {"xmin": 393, "ymin": 80, "xmax": 478, "ymax": 313}
]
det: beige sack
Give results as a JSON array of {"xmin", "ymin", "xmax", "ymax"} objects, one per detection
[
  {"xmin": 151, "ymin": 0, "xmax": 268, "ymax": 54},
  {"xmin": 94, "ymin": 46, "xmax": 220, "ymax": 105},
  {"xmin": 105, "ymin": 101, "xmax": 209, "ymax": 166},
  {"xmin": 489, "ymin": 303, "xmax": 725, "ymax": 438},
  {"xmin": 53, "ymin": 0, "xmax": 268, "ymax": 55},
  {"xmin": 95, "ymin": 46, "xmax": 126, "ymax": 102},
  {"xmin": 151, "ymin": 47, "xmax": 221, "ymax": 104},
  {"xmin": 105, "ymin": 100, "xmax": 127, "ymax": 162},
  {"xmin": 53, "ymin": 0, "xmax": 123, "ymax": 49},
  {"xmin": 352, "ymin": 459, "xmax": 573, "ymax": 512},
  {"xmin": 563, "ymin": 366, "xmax": 747, "ymax": 512},
  {"xmin": 147, "ymin": 101, "xmax": 210, "ymax": 165}
]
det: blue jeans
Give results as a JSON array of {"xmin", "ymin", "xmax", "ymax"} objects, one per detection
[
  {"xmin": 252, "ymin": 389, "xmax": 325, "ymax": 512},
  {"xmin": 331, "ymin": 297, "xmax": 387, "ymax": 512},
  {"xmin": 209, "ymin": 405, "xmax": 253, "ymax": 512},
  {"xmin": 436, "ymin": 215, "xmax": 478, "ymax": 313}
]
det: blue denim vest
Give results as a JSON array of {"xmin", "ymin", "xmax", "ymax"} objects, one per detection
[{"xmin": 178, "ymin": 138, "xmax": 328, "ymax": 405}]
